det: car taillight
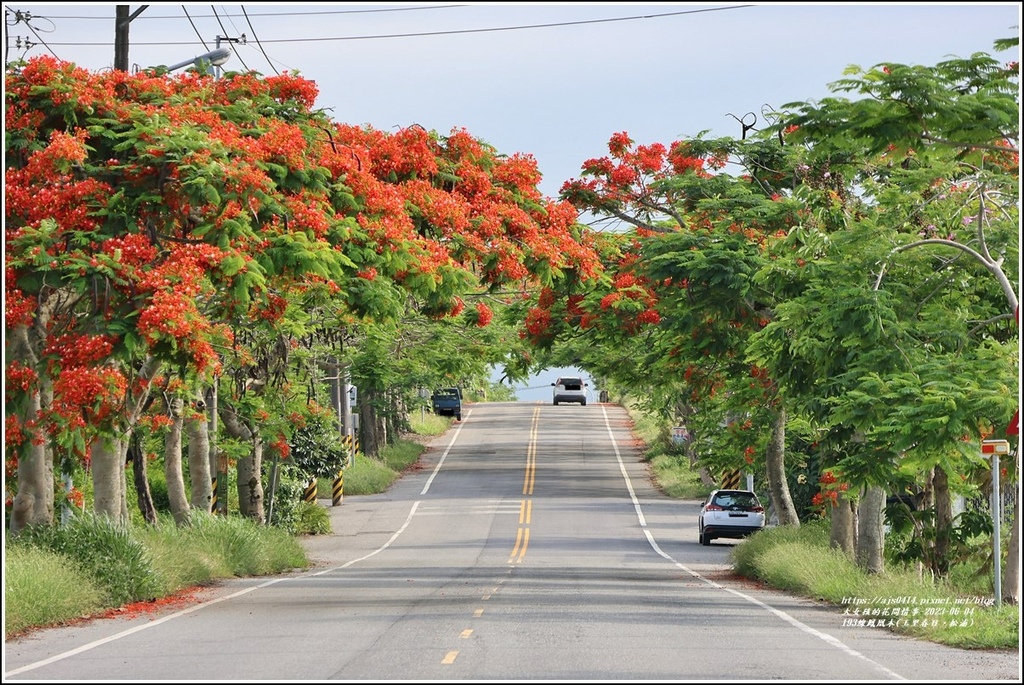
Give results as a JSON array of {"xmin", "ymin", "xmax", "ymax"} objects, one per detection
[
  {"xmin": 751, "ymin": 505, "xmax": 764, "ymax": 512},
  {"xmin": 704, "ymin": 504, "xmax": 723, "ymax": 511}
]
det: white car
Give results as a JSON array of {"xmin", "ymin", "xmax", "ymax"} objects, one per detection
[
  {"xmin": 551, "ymin": 376, "xmax": 587, "ymax": 406},
  {"xmin": 698, "ymin": 489, "xmax": 765, "ymax": 545}
]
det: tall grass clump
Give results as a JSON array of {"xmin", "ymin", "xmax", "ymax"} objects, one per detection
[
  {"xmin": 650, "ymin": 453, "xmax": 708, "ymax": 500},
  {"xmin": 15, "ymin": 513, "xmax": 163, "ymax": 605},
  {"xmin": 380, "ymin": 439, "xmax": 425, "ymax": 472},
  {"xmin": 340, "ymin": 438, "xmax": 427, "ymax": 495},
  {"xmin": 752, "ymin": 540, "xmax": 867, "ymax": 601},
  {"xmin": 4, "ymin": 543, "xmax": 105, "ymax": 635},
  {"xmin": 189, "ymin": 512, "xmax": 307, "ymax": 576},
  {"xmin": 409, "ymin": 412, "xmax": 451, "ymax": 436},
  {"xmin": 133, "ymin": 512, "xmax": 233, "ymax": 591},
  {"xmin": 294, "ymin": 501, "xmax": 332, "ymax": 535}
]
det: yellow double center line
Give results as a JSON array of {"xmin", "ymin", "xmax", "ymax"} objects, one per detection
[{"xmin": 509, "ymin": 406, "xmax": 540, "ymax": 564}]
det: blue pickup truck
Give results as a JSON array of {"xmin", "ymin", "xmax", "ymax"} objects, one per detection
[{"xmin": 431, "ymin": 387, "xmax": 462, "ymax": 421}]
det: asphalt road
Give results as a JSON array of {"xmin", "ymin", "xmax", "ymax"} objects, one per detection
[{"xmin": 4, "ymin": 402, "xmax": 1020, "ymax": 681}]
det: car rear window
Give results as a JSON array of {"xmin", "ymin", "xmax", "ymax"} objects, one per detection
[
  {"xmin": 559, "ymin": 378, "xmax": 583, "ymax": 390},
  {"xmin": 714, "ymin": 492, "xmax": 758, "ymax": 509}
]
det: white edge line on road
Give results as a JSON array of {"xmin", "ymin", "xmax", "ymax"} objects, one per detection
[
  {"xmin": 7, "ymin": 412, "xmax": 471, "ymax": 677},
  {"xmin": 8, "ymin": 499, "xmax": 426, "ymax": 677},
  {"xmin": 599, "ymin": 404, "xmax": 906, "ymax": 682},
  {"xmin": 4, "ymin": 579, "xmax": 281, "ymax": 677},
  {"xmin": 9, "ymin": 405, "xmax": 904, "ymax": 680},
  {"xmin": 419, "ymin": 408, "xmax": 471, "ymax": 496}
]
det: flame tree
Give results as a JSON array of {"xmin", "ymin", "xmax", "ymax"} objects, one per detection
[{"xmin": 4, "ymin": 56, "xmax": 601, "ymax": 532}]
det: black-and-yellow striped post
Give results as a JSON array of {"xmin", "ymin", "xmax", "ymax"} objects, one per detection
[
  {"xmin": 303, "ymin": 477, "xmax": 318, "ymax": 503},
  {"xmin": 332, "ymin": 469, "xmax": 344, "ymax": 506},
  {"xmin": 210, "ymin": 476, "xmax": 218, "ymax": 513},
  {"xmin": 722, "ymin": 469, "xmax": 742, "ymax": 489}
]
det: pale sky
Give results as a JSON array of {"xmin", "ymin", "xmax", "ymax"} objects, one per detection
[{"xmin": 5, "ymin": 2, "xmax": 1021, "ymax": 203}]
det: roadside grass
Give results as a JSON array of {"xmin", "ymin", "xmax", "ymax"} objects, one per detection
[
  {"xmin": 729, "ymin": 521, "xmax": 1018, "ymax": 649},
  {"xmin": 332, "ymin": 437, "xmax": 430, "ymax": 496},
  {"xmin": 4, "ymin": 544, "xmax": 106, "ymax": 636},
  {"xmin": 5, "ymin": 511, "xmax": 308, "ymax": 638},
  {"xmin": 623, "ymin": 396, "xmax": 710, "ymax": 501}
]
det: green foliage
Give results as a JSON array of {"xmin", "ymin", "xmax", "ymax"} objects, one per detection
[
  {"xmin": 649, "ymin": 454, "xmax": 708, "ymax": 500},
  {"xmin": 730, "ymin": 519, "xmax": 1016, "ymax": 649},
  {"xmin": 294, "ymin": 501, "xmax": 332, "ymax": 536},
  {"xmin": 339, "ymin": 438, "xmax": 427, "ymax": 495},
  {"xmin": 288, "ymin": 412, "xmax": 348, "ymax": 479},
  {"xmin": 189, "ymin": 511, "xmax": 307, "ymax": 576},
  {"xmin": 4, "ymin": 543, "xmax": 105, "ymax": 636},
  {"xmin": 267, "ymin": 464, "xmax": 308, "ymax": 534},
  {"xmin": 885, "ymin": 501, "xmax": 994, "ymax": 576},
  {"xmin": 15, "ymin": 513, "xmax": 163, "ymax": 606}
]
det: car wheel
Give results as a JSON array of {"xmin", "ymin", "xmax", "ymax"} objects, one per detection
[
  {"xmin": 581, "ymin": 399, "xmax": 587, "ymax": 406},
  {"xmin": 553, "ymin": 400, "xmax": 559, "ymax": 406},
  {"xmin": 455, "ymin": 413, "xmax": 462, "ymax": 421},
  {"xmin": 700, "ymin": 530, "xmax": 711, "ymax": 546}
]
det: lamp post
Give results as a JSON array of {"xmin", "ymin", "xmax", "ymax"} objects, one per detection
[{"xmin": 160, "ymin": 47, "xmax": 231, "ymax": 75}]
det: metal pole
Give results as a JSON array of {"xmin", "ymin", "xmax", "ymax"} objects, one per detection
[
  {"xmin": 992, "ymin": 451, "xmax": 1002, "ymax": 607},
  {"xmin": 341, "ymin": 369, "xmax": 352, "ymax": 440}
]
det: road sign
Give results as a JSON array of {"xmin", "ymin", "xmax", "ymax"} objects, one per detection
[
  {"xmin": 671, "ymin": 426, "xmax": 689, "ymax": 445},
  {"xmin": 981, "ymin": 439, "xmax": 1010, "ymax": 455}
]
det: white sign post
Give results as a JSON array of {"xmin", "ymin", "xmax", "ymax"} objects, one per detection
[{"xmin": 982, "ymin": 439, "xmax": 1010, "ymax": 607}]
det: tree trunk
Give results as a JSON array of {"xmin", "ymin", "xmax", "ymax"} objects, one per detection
[
  {"xmin": 829, "ymin": 496, "xmax": 857, "ymax": 558},
  {"xmin": 92, "ymin": 355, "xmax": 160, "ymax": 525},
  {"xmin": 236, "ymin": 436, "xmax": 265, "ymax": 524},
  {"xmin": 7, "ymin": 314, "xmax": 56, "ymax": 534},
  {"xmin": 186, "ymin": 391, "xmax": 213, "ymax": 513},
  {"xmin": 129, "ymin": 433, "xmax": 158, "ymax": 525},
  {"xmin": 219, "ymin": 402, "xmax": 264, "ymax": 522},
  {"xmin": 932, "ymin": 467, "xmax": 953, "ymax": 577},
  {"xmin": 765, "ymin": 406, "xmax": 799, "ymax": 526},
  {"xmin": 857, "ymin": 485, "xmax": 886, "ymax": 574},
  {"xmin": 164, "ymin": 397, "xmax": 191, "ymax": 526},
  {"xmin": 8, "ymin": 384, "xmax": 55, "ymax": 534},
  {"xmin": 91, "ymin": 436, "xmax": 128, "ymax": 524},
  {"xmin": 1004, "ymin": 494, "xmax": 1020, "ymax": 605},
  {"xmin": 359, "ymin": 389, "xmax": 382, "ymax": 459}
]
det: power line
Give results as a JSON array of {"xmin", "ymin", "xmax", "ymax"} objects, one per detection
[
  {"xmin": 13, "ymin": 5, "xmax": 470, "ymax": 20},
  {"xmin": 181, "ymin": 5, "xmax": 213, "ymax": 52},
  {"xmin": 211, "ymin": 4, "xmax": 250, "ymax": 72},
  {"xmin": 241, "ymin": 5, "xmax": 279, "ymax": 75},
  {"xmin": 18, "ymin": 5, "xmax": 756, "ymax": 47}
]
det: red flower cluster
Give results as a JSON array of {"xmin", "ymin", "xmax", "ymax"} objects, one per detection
[{"xmin": 475, "ymin": 302, "xmax": 493, "ymax": 327}]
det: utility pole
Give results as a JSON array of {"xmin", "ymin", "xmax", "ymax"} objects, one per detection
[{"xmin": 114, "ymin": 5, "xmax": 149, "ymax": 71}]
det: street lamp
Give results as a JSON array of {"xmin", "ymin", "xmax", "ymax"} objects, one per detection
[{"xmin": 160, "ymin": 47, "xmax": 231, "ymax": 74}]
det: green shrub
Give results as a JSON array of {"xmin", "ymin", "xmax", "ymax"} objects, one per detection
[
  {"xmin": 267, "ymin": 464, "xmax": 308, "ymax": 534},
  {"xmin": 289, "ymin": 411, "xmax": 349, "ymax": 480},
  {"xmin": 16, "ymin": 513, "xmax": 163, "ymax": 606}
]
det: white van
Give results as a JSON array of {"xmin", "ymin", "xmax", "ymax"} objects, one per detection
[{"xmin": 551, "ymin": 376, "xmax": 587, "ymax": 406}]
